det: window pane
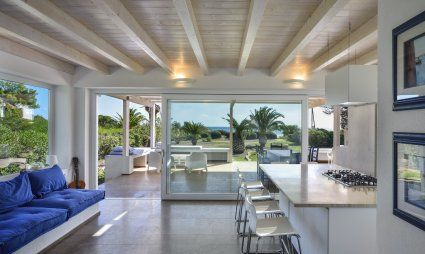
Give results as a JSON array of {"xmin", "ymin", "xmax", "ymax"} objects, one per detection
[{"xmin": 0, "ymin": 79, "xmax": 49, "ymax": 175}]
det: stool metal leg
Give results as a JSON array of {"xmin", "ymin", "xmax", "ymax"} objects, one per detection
[
  {"xmin": 234, "ymin": 187, "xmax": 241, "ymax": 220},
  {"xmin": 255, "ymin": 236, "xmax": 261, "ymax": 254},
  {"xmin": 237, "ymin": 199, "xmax": 245, "ymax": 234},
  {"xmin": 241, "ymin": 210, "xmax": 248, "ymax": 253},
  {"xmin": 246, "ymin": 229, "xmax": 252, "ymax": 254}
]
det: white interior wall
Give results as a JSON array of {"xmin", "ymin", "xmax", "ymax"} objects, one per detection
[
  {"xmin": 378, "ymin": 1, "xmax": 425, "ymax": 253},
  {"xmin": 73, "ymin": 66, "xmax": 325, "ymax": 95},
  {"xmin": 333, "ymin": 104, "xmax": 376, "ymax": 176}
]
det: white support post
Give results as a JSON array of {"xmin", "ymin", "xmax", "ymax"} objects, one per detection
[
  {"xmin": 123, "ymin": 98, "xmax": 130, "ymax": 156},
  {"xmin": 229, "ymin": 100, "xmax": 235, "ymax": 163},
  {"xmin": 333, "ymin": 106, "xmax": 341, "ymax": 148},
  {"xmin": 150, "ymin": 105, "xmax": 156, "ymax": 148},
  {"xmin": 301, "ymin": 97, "xmax": 309, "ymax": 163}
]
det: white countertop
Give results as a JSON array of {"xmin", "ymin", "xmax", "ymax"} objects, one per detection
[{"xmin": 260, "ymin": 163, "xmax": 377, "ymax": 208}]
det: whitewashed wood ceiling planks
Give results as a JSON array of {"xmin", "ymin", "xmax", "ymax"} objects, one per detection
[{"xmin": 0, "ymin": 0, "xmax": 377, "ymax": 76}]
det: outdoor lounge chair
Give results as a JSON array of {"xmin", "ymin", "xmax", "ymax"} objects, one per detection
[{"xmin": 185, "ymin": 152, "xmax": 208, "ymax": 173}]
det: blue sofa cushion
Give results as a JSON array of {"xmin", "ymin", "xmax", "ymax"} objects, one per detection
[
  {"xmin": 27, "ymin": 189, "xmax": 105, "ymax": 218},
  {"xmin": 0, "ymin": 206, "xmax": 67, "ymax": 254},
  {"xmin": 0, "ymin": 173, "xmax": 34, "ymax": 214},
  {"xmin": 28, "ymin": 165, "xmax": 67, "ymax": 197}
]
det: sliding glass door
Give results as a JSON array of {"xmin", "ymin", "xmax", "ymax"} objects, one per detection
[{"xmin": 162, "ymin": 95, "xmax": 307, "ymax": 199}]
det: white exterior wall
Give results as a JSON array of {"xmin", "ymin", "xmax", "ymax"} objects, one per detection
[{"xmin": 377, "ymin": 1, "xmax": 425, "ymax": 253}]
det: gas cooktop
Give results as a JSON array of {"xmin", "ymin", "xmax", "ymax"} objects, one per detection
[{"xmin": 322, "ymin": 169, "xmax": 377, "ymax": 187}]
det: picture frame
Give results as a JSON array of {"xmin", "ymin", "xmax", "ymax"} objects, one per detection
[
  {"xmin": 393, "ymin": 132, "xmax": 425, "ymax": 231},
  {"xmin": 393, "ymin": 10, "xmax": 425, "ymax": 111}
]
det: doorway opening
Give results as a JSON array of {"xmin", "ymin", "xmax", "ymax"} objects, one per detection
[{"xmin": 97, "ymin": 94, "xmax": 162, "ymax": 199}]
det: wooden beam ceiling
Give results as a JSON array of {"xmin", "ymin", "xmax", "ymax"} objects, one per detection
[
  {"xmin": 0, "ymin": 36, "xmax": 75, "ymax": 74},
  {"xmin": 14, "ymin": 0, "xmax": 144, "ymax": 73},
  {"xmin": 270, "ymin": 0, "xmax": 350, "ymax": 76},
  {"xmin": 173, "ymin": 0, "xmax": 209, "ymax": 75},
  {"xmin": 94, "ymin": 0, "xmax": 173, "ymax": 74},
  {"xmin": 237, "ymin": 0, "xmax": 268, "ymax": 76},
  {"xmin": 0, "ymin": 12, "xmax": 109, "ymax": 74},
  {"xmin": 311, "ymin": 16, "xmax": 377, "ymax": 72},
  {"xmin": 354, "ymin": 48, "xmax": 377, "ymax": 65}
]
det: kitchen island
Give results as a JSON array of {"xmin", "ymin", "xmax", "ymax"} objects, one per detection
[{"xmin": 260, "ymin": 163, "xmax": 377, "ymax": 254}]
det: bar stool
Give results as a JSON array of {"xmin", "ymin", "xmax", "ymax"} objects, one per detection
[
  {"xmin": 236, "ymin": 185, "xmax": 274, "ymax": 234},
  {"xmin": 234, "ymin": 166, "xmax": 265, "ymax": 220},
  {"xmin": 244, "ymin": 197, "xmax": 302, "ymax": 254},
  {"xmin": 240, "ymin": 194, "xmax": 285, "ymax": 253}
]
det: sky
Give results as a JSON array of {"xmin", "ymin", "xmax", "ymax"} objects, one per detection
[
  {"xmin": 97, "ymin": 95, "xmax": 333, "ymax": 130},
  {"xmin": 10, "ymin": 87, "xmax": 332, "ymax": 130},
  {"xmin": 26, "ymin": 84, "xmax": 49, "ymax": 119},
  {"xmin": 98, "ymin": 95, "xmax": 149, "ymax": 119}
]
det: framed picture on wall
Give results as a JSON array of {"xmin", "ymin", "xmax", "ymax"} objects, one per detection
[
  {"xmin": 393, "ymin": 132, "xmax": 425, "ymax": 231},
  {"xmin": 393, "ymin": 10, "xmax": 425, "ymax": 111}
]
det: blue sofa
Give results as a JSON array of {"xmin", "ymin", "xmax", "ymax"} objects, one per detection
[{"xmin": 0, "ymin": 166, "xmax": 105, "ymax": 254}]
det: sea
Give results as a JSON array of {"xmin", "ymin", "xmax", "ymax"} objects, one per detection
[{"xmin": 208, "ymin": 126, "xmax": 282, "ymax": 135}]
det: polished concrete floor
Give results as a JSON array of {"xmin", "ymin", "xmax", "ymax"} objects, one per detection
[
  {"xmin": 99, "ymin": 169, "xmax": 161, "ymax": 199},
  {"xmin": 45, "ymin": 199, "xmax": 281, "ymax": 254},
  {"xmin": 99, "ymin": 162, "xmax": 258, "ymax": 198}
]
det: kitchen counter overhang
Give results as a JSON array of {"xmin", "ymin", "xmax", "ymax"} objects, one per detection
[{"xmin": 260, "ymin": 163, "xmax": 377, "ymax": 208}]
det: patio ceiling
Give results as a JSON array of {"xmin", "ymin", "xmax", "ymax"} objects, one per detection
[{"xmin": 0, "ymin": 0, "xmax": 377, "ymax": 79}]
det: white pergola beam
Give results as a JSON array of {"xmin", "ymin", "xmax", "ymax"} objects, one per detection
[
  {"xmin": 311, "ymin": 16, "xmax": 377, "ymax": 72},
  {"xmin": 270, "ymin": 0, "xmax": 350, "ymax": 76},
  {"xmin": 173, "ymin": 0, "xmax": 209, "ymax": 75},
  {"xmin": 237, "ymin": 0, "xmax": 268, "ymax": 76},
  {"xmin": 0, "ymin": 36, "xmax": 75, "ymax": 74},
  {"xmin": 95, "ymin": 0, "xmax": 172, "ymax": 74},
  {"xmin": 0, "ymin": 12, "xmax": 109, "ymax": 74},
  {"xmin": 14, "ymin": 0, "xmax": 144, "ymax": 73}
]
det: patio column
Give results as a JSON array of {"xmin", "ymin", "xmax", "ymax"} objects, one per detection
[
  {"xmin": 150, "ymin": 105, "xmax": 156, "ymax": 148},
  {"xmin": 228, "ymin": 100, "xmax": 235, "ymax": 163},
  {"xmin": 123, "ymin": 98, "xmax": 130, "ymax": 156}
]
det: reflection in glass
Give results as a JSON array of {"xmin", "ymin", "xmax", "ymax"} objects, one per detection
[{"xmin": 398, "ymin": 143, "xmax": 425, "ymax": 211}]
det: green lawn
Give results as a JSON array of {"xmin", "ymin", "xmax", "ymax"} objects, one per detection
[{"xmin": 174, "ymin": 138, "xmax": 300, "ymax": 162}]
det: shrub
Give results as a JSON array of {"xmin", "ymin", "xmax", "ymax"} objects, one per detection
[
  {"xmin": 98, "ymin": 167, "xmax": 105, "ymax": 185},
  {"xmin": 201, "ymin": 133, "xmax": 210, "ymax": 139},
  {"xmin": 210, "ymin": 131, "xmax": 222, "ymax": 139},
  {"xmin": 309, "ymin": 128, "xmax": 333, "ymax": 147},
  {"xmin": 98, "ymin": 131, "xmax": 121, "ymax": 159},
  {"xmin": 246, "ymin": 132, "xmax": 257, "ymax": 140},
  {"xmin": 218, "ymin": 130, "xmax": 230, "ymax": 139},
  {"xmin": 266, "ymin": 132, "xmax": 277, "ymax": 139}
]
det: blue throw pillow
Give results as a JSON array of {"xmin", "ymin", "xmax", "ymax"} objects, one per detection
[
  {"xmin": 0, "ymin": 172, "xmax": 34, "ymax": 213},
  {"xmin": 28, "ymin": 165, "xmax": 67, "ymax": 198}
]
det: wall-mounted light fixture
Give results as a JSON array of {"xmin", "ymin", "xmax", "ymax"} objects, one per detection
[
  {"xmin": 283, "ymin": 78, "xmax": 305, "ymax": 89},
  {"xmin": 172, "ymin": 76, "xmax": 195, "ymax": 88}
]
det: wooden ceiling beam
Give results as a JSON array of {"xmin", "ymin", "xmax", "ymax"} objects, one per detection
[
  {"xmin": 0, "ymin": 36, "xmax": 75, "ymax": 74},
  {"xmin": 94, "ymin": 0, "xmax": 172, "ymax": 74},
  {"xmin": 173, "ymin": 0, "xmax": 209, "ymax": 75},
  {"xmin": 0, "ymin": 12, "xmax": 109, "ymax": 74},
  {"xmin": 237, "ymin": 0, "xmax": 268, "ymax": 76},
  {"xmin": 270, "ymin": 0, "xmax": 350, "ymax": 76},
  {"xmin": 311, "ymin": 16, "xmax": 377, "ymax": 72},
  {"xmin": 14, "ymin": 0, "xmax": 144, "ymax": 73},
  {"xmin": 354, "ymin": 48, "xmax": 378, "ymax": 65}
]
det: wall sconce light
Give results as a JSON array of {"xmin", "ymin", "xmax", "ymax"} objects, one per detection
[
  {"xmin": 172, "ymin": 77, "xmax": 195, "ymax": 88},
  {"xmin": 283, "ymin": 79, "xmax": 305, "ymax": 89}
]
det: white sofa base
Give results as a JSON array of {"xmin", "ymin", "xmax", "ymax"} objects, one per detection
[{"xmin": 15, "ymin": 203, "xmax": 100, "ymax": 254}]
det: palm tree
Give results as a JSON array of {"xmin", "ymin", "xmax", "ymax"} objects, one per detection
[
  {"xmin": 171, "ymin": 121, "xmax": 184, "ymax": 144},
  {"xmin": 182, "ymin": 121, "xmax": 207, "ymax": 145},
  {"xmin": 223, "ymin": 114, "xmax": 252, "ymax": 154},
  {"xmin": 249, "ymin": 107, "xmax": 284, "ymax": 148},
  {"xmin": 114, "ymin": 108, "xmax": 146, "ymax": 129}
]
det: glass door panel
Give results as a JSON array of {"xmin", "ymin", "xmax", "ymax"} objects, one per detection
[{"xmin": 166, "ymin": 101, "xmax": 236, "ymax": 194}]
